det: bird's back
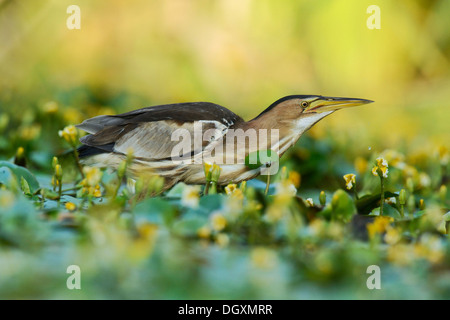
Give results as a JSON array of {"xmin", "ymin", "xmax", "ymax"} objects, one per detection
[{"xmin": 76, "ymin": 102, "xmax": 244, "ymax": 158}]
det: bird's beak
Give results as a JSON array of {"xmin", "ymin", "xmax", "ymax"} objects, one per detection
[{"xmin": 305, "ymin": 96, "xmax": 374, "ymax": 113}]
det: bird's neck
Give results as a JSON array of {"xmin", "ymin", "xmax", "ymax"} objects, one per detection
[
  {"xmin": 243, "ymin": 111, "xmax": 334, "ymax": 157},
  {"xmin": 243, "ymin": 114, "xmax": 301, "ymax": 158}
]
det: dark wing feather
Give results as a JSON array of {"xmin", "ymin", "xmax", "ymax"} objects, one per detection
[{"xmin": 77, "ymin": 102, "xmax": 243, "ymax": 160}]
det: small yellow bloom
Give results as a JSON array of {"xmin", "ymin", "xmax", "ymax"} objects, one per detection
[
  {"xmin": 58, "ymin": 125, "xmax": 78, "ymax": 146},
  {"xmin": 93, "ymin": 185, "xmax": 102, "ymax": 198},
  {"xmin": 224, "ymin": 184, "xmax": 238, "ymax": 195},
  {"xmin": 181, "ymin": 185, "xmax": 200, "ymax": 208},
  {"xmin": 215, "ymin": 233, "xmax": 229, "ymax": 247},
  {"xmin": 367, "ymin": 216, "xmax": 393, "ymax": 239},
  {"xmin": 288, "ymin": 171, "xmax": 301, "ymax": 188},
  {"xmin": 275, "ymin": 180, "xmax": 297, "ymax": 198},
  {"xmin": 211, "ymin": 212, "xmax": 227, "ymax": 231},
  {"xmin": 418, "ymin": 172, "xmax": 431, "ymax": 188},
  {"xmin": 387, "ymin": 244, "xmax": 415, "ymax": 265},
  {"xmin": 211, "ymin": 164, "xmax": 222, "ymax": 182},
  {"xmin": 51, "ymin": 176, "xmax": 60, "ymax": 188},
  {"xmin": 414, "ymin": 234, "xmax": 445, "ymax": 264},
  {"xmin": 419, "ymin": 199, "xmax": 425, "ymax": 210},
  {"xmin": 197, "ymin": 225, "xmax": 211, "ymax": 239},
  {"xmin": 42, "ymin": 101, "xmax": 58, "ymax": 114},
  {"xmin": 65, "ymin": 202, "xmax": 76, "ymax": 211},
  {"xmin": 20, "ymin": 124, "xmax": 41, "ymax": 141},
  {"xmin": 55, "ymin": 164, "xmax": 63, "ymax": 180},
  {"xmin": 354, "ymin": 157, "xmax": 368, "ymax": 175},
  {"xmin": 382, "ymin": 149, "xmax": 405, "ymax": 168},
  {"xmin": 16, "ymin": 147, "xmax": 25, "ymax": 159},
  {"xmin": 82, "ymin": 166, "xmax": 102, "ymax": 187},
  {"xmin": 52, "ymin": 156, "xmax": 59, "ymax": 169},
  {"xmin": 319, "ymin": 191, "xmax": 326, "ymax": 205},
  {"xmin": 343, "ymin": 173, "xmax": 356, "ymax": 190},
  {"xmin": 384, "ymin": 226, "xmax": 401, "ymax": 245},
  {"xmin": 372, "ymin": 157, "xmax": 389, "ymax": 178},
  {"xmin": 251, "ymin": 247, "xmax": 277, "ymax": 269},
  {"xmin": 137, "ymin": 223, "xmax": 158, "ymax": 240},
  {"xmin": 402, "ymin": 165, "xmax": 418, "ymax": 178},
  {"xmin": 305, "ymin": 198, "xmax": 314, "ymax": 207},
  {"xmin": 385, "ymin": 197, "xmax": 397, "ymax": 205},
  {"xmin": 203, "ymin": 161, "xmax": 213, "ymax": 179},
  {"xmin": 438, "ymin": 146, "xmax": 449, "ymax": 166}
]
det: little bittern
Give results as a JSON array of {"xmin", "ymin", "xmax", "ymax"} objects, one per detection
[{"xmin": 77, "ymin": 95, "xmax": 372, "ymax": 191}]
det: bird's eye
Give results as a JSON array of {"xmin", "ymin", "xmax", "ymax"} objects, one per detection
[{"xmin": 301, "ymin": 101, "xmax": 309, "ymax": 108}]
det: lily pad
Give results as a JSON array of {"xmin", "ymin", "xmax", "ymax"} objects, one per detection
[{"xmin": 0, "ymin": 161, "xmax": 40, "ymax": 193}]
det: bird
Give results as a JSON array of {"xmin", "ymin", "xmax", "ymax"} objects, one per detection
[{"xmin": 76, "ymin": 95, "xmax": 373, "ymax": 192}]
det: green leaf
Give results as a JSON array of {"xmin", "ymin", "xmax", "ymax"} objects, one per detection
[
  {"xmin": 20, "ymin": 177, "xmax": 31, "ymax": 196},
  {"xmin": 0, "ymin": 161, "xmax": 40, "ymax": 193},
  {"xmin": 356, "ymin": 191, "xmax": 398, "ymax": 215},
  {"xmin": 133, "ymin": 197, "xmax": 176, "ymax": 226},
  {"xmin": 0, "ymin": 167, "xmax": 18, "ymax": 191},
  {"xmin": 172, "ymin": 217, "xmax": 207, "ymax": 237},
  {"xmin": 330, "ymin": 189, "xmax": 356, "ymax": 222}
]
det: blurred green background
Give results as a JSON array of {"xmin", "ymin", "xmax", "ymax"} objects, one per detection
[
  {"xmin": 1, "ymin": 0, "xmax": 449, "ymax": 151},
  {"xmin": 0, "ymin": 0, "xmax": 449, "ymax": 300}
]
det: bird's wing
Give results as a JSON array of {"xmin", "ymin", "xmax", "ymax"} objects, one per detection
[{"xmin": 77, "ymin": 102, "xmax": 243, "ymax": 160}]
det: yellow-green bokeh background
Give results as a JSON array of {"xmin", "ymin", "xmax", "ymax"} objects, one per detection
[{"xmin": 1, "ymin": 0, "xmax": 449, "ymax": 148}]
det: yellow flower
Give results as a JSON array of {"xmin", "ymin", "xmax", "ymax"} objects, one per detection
[
  {"xmin": 58, "ymin": 125, "xmax": 78, "ymax": 146},
  {"xmin": 93, "ymin": 185, "xmax": 102, "ymax": 198},
  {"xmin": 225, "ymin": 184, "xmax": 238, "ymax": 195},
  {"xmin": 275, "ymin": 180, "xmax": 297, "ymax": 197},
  {"xmin": 181, "ymin": 185, "xmax": 200, "ymax": 208},
  {"xmin": 402, "ymin": 165, "xmax": 418, "ymax": 178},
  {"xmin": 20, "ymin": 124, "xmax": 41, "ymax": 141},
  {"xmin": 319, "ymin": 191, "xmax": 326, "ymax": 205},
  {"xmin": 55, "ymin": 164, "xmax": 63, "ymax": 180},
  {"xmin": 65, "ymin": 202, "xmax": 76, "ymax": 211},
  {"xmin": 52, "ymin": 156, "xmax": 59, "ymax": 169},
  {"xmin": 305, "ymin": 198, "xmax": 314, "ymax": 207},
  {"xmin": 418, "ymin": 172, "xmax": 431, "ymax": 188},
  {"xmin": 288, "ymin": 171, "xmax": 301, "ymax": 188},
  {"xmin": 438, "ymin": 146, "xmax": 449, "ymax": 166},
  {"xmin": 211, "ymin": 212, "xmax": 227, "ymax": 231},
  {"xmin": 211, "ymin": 164, "xmax": 222, "ymax": 183},
  {"xmin": 215, "ymin": 233, "xmax": 229, "ymax": 247},
  {"xmin": 251, "ymin": 247, "xmax": 277, "ymax": 269},
  {"xmin": 203, "ymin": 161, "xmax": 213, "ymax": 180},
  {"xmin": 367, "ymin": 216, "xmax": 393, "ymax": 239},
  {"xmin": 419, "ymin": 199, "xmax": 425, "ymax": 210},
  {"xmin": 51, "ymin": 176, "xmax": 60, "ymax": 188},
  {"xmin": 42, "ymin": 101, "xmax": 58, "ymax": 114},
  {"xmin": 387, "ymin": 244, "xmax": 415, "ymax": 265},
  {"xmin": 384, "ymin": 226, "xmax": 401, "ymax": 245},
  {"xmin": 197, "ymin": 226, "xmax": 211, "ymax": 239},
  {"xmin": 372, "ymin": 157, "xmax": 388, "ymax": 178},
  {"xmin": 382, "ymin": 149, "xmax": 405, "ymax": 168},
  {"xmin": 137, "ymin": 223, "xmax": 158, "ymax": 240},
  {"xmin": 343, "ymin": 173, "xmax": 356, "ymax": 190},
  {"xmin": 414, "ymin": 234, "xmax": 445, "ymax": 264},
  {"xmin": 82, "ymin": 166, "xmax": 102, "ymax": 187},
  {"xmin": 385, "ymin": 197, "xmax": 397, "ymax": 205},
  {"xmin": 16, "ymin": 147, "xmax": 25, "ymax": 159},
  {"xmin": 354, "ymin": 157, "xmax": 368, "ymax": 175}
]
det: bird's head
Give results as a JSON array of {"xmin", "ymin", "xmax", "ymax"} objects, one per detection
[{"xmin": 254, "ymin": 95, "xmax": 373, "ymax": 132}]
